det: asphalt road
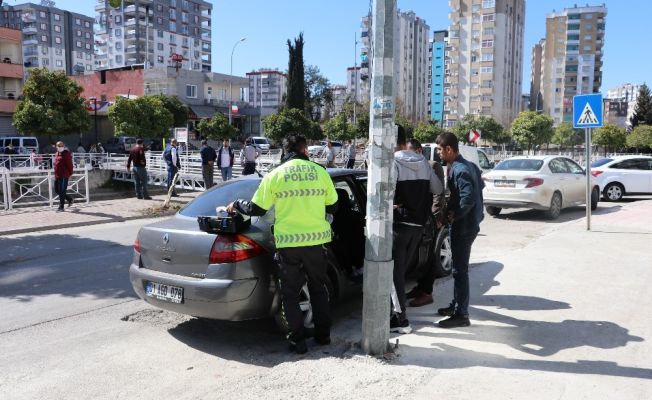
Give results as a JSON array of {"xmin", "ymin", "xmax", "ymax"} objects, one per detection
[{"xmin": 1, "ymin": 200, "xmax": 650, "ymax": 399}]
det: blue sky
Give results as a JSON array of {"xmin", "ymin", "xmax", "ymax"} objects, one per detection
[{"xmin": 48, "ymin": 0, "xmax": 649, "ymax": 92}]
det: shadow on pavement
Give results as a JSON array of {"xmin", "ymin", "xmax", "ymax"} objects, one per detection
[
  {"xmin": 492, "ymin": 203, "xmax": 622, "ymax": 223},
  {"xmin": 405, "ymin": 261, "xmax": 650, "ymax": 380},
  {"xmin": 0, "ymin": 234, "xmax": 136, "ymax": 301}
]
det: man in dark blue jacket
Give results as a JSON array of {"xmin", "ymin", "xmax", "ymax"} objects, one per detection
[
  {"xmin": 435, "ymin": 132, "xmax": 484, "ymax": 328},
  {"xmin": 163, "ymin": 139, "xmax": 181, "ymax": 197}
]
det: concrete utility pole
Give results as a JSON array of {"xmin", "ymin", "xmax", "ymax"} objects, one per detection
[{"xmin": 362, "ymin": 0, "xmax": 396, "ymax": 356}]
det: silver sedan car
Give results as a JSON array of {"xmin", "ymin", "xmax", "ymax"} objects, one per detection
[{"xmin": 130, "ymin": 169, "xmax": 451, "ymax": 328}]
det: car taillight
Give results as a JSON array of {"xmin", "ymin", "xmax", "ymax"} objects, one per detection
[
  {"xmin": 591, "ymin": 170, "xmax": 604, "ymax": 178},
  {"xmin": 209, "ymin": 234, "xmax": 266, "ymax": 264},
  {"xmin": 134, "ymin": 239, "xmax": 140, "ymax": 253},
  {"xmin": 524, "ymin": 178, "xmax": 544, "ymax": 188}
]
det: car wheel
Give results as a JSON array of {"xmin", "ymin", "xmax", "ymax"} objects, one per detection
[
  {"xmin": 273, "ymin": 273, "xmax": 334, "ymax": 335},
  {"xmin": 603, "ymin": 182, "xmax": 624, "ymax": 202},
  {"xmin": 544, "ymin": 191, "xmax": 562, "ymax": 220},
  {"xmin": 485, "ymin": 206, "xmax": 502, "ymax": 217},
  {"xmin": 432, "ymin": 226, "xmax": 452, "ymax": 277},
  {"xmin": 591, "ymin": 186, "xmax": 599, "ymax": 211}
]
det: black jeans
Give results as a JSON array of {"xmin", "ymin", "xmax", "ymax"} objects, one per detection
[
  {"xmin": 242, "ymin": 161, "xmax": 256, "ymax": 175},
  {"xmin": 276, "ymin": 245, "xmax": 332, "ymax": 342},
  {"xmin": 346, "ymin": 159, "xmax": 355, "ymax": 169},
  {"xmin": 54, "ymin": 177, "xmax": 72, "ymax": 209},
  {"xmin": 392, "ymin": 223, "xmax": 424, "ymax": 320},
  {"xmin": 449, "ymin": 229, "xmax": 478, "ymax": 317},
  {"xmin": 133, "ymin": 166, "xmax": 149, "ymax": 198}
]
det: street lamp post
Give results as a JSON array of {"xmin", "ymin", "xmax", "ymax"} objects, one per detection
[{"xmin": 229, "ymin": 37, "xmax": 247, "ymax": 126}]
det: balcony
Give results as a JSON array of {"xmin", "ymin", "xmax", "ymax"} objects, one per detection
[
  {"xmin": 124, "ymin": 0, "xmax": 152, "ymax": 4},
  {"xmin": 21, "ymin": 13, "xmax": 36, "ymax": 22},
  {"xmin": 0, "ymin": 98, "xmax": 18, "ymax": 113},
  {"xmin": 124, "ymin": 18, "xmax": 152, "ymax": 28},
  {"xmin": 23, "ymin": 38, "xmax": 38, "ymax": 46},
  {"xmin": 22, "ymin": 25, "xmax": 38, "ymax": 34},
  {"xmin": 0, "ymin": 62, "xmax": 24, "ymax": 79}
]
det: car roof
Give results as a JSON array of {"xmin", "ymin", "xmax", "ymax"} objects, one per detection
[
  {"xmin": 500, "ymin": 155, "xmax": 554, "ymax": 161},
  {"xmin": 606, "ymin": 155, "xmax": 652, "ymax": 160},
  {"xmin": 242, "ymin": 167, "xmax": 366, "ymax": 181}
]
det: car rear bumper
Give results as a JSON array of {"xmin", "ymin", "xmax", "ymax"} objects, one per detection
[
  {"xmin": 484, "ymin": 199, "xmax": 548, "ymax": 210},
  {"xmin": 129, "ymin": 263, "xmax": 276, "ymax": 321}
]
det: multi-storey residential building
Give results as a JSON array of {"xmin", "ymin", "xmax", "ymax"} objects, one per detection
[
  {"xmin": 445, "ymin": 0, "xmax": 525, "ymax": 129},
  {"xmin": 529, "ymin": 38, "xmax": 544, "ymax": 111},
  {"xmin": 0, "ymin": 3, "xmax": 94, "ymax": 74},
  {"xmin": 0, "ymin": 27, "xmax": 23, "ymax": 132},
  {"xmin": 606, "ymin": 83, "xmax": 641, "ymax": 103},
  {"xmin": 605, "ymin": 83, "xmax": 642, "ymax": 129},
  {"xmin": 359, "ymin": 15, "xmax": 371, "ymax": 103},
  {"xmin": 346, "ymin": 66, "xmax": 363, "ymax": 102},
  {"xmin": 330, "ymin": 84, "xmax": 348, "ymax": 117},
  {"xmin": 247, "ymin": 69, "xmax": 287, "ymax": 110},
  {"xmin": 359, "ymin": 10, "xmax": 431, "ymax": 122},
  {"xmin": 429, "ymin": 30, "xmax": 447, "ymax": 124},
  {"xmin": 540, "ymin": 4, "xmax": 607, "ymax": 125},
  {"xmin": 94, "ymin": 0, "xmax": 212, "ymax": 72}
]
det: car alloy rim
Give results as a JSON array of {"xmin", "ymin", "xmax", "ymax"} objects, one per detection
[
  {"xmin": 298, "ymin": 284, "xmax": 314, "ymax": 328},
  {"xmin": 552, "ymin": 195, "xmax": 561, "ymax": 214},
  {"xmin": 607, "ymin": 186, "xmax": 621, "ymax": 200},
  {"xmin": 440, "ymin": 236, "xmax": 452, "ymax": 272}
]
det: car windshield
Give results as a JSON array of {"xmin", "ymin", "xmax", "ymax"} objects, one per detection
[
  {"xmin": 179, "ymin": 179, "xmax": 261, "ymax": 217},
  {"xmin": 591, "ymin": 158, "xmax": 613, "ymax": 167},
  {"xmin": 494, "ymin": 159, "xmax": 544, "ymax": 171},
  {"xmin": 253, "ymin": 139, "xmax": 268, "ymax": 144}
]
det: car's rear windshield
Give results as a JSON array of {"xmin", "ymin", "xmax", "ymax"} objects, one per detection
[
  {"xmin": 494, "ymin": 159, "xmax": 544, "ymax": 171},
  {"xmin": 591, "ymin": 158, "xmax": 613, "ymax": 167},
  {"xmin": 179, "ymin": 179, "xmax": 261, "ymax": 217},
  {"xmin": 253, "ymin": 138, "xmax": 268, "ymax": 144}
]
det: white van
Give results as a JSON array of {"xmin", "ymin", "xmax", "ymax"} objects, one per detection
[
  {"xmin": 1, "ymin": 136, "xmax": 40, "ymax": 154},
  {"xmin": 250, "ymin": 136, "xmax": 270, "ymax": 151},
  {"xmin": 422, "ymin": 143, "xmax": 493, "ymax": 174}
]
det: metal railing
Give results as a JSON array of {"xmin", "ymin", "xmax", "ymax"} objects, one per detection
[{"xmin": 0, "ymin": 168, "xmax": 89, "ymax": 210}]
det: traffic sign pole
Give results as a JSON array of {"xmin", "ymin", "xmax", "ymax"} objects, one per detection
[{"xmin": 585, "ymin": 128, "xmax": 592, "ymax": 231}]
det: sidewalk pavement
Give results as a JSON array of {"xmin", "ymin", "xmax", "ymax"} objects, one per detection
[{"xmin": 0, "ymin": 191, "xmax": 202, "ymax": 236}]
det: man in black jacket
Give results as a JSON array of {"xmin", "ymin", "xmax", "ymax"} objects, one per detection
[
  {"xmin": 391, "ymin": 127, "xmax": 443, "ymax": 334},
  {"xmin": 200, "ymin": 140, "xmax": 217, "ymax": 188}
]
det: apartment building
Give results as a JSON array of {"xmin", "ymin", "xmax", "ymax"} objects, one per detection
[
  {"xmin": 605, "ymin": 83, "xmax": 642, "ymax": 129},
  {"xmin": 247, "ymin": 69, "xmax": 287, "ymax": 110},
  {"xmin": 95, "ymin": 0, "xmax": 212, "ymax": 72},
  {"xmin": 0, "ymin": 27, "xmax": 23, "ymax": 133},
  {"xmin": 445, "ymin": 0, "xmax": 525, "ymax": 129},
  {"xmin": 540, "ymin": 4, "xmax": 607, "ymax": 125},
  {"xmin": 529, "ymin": 38, "xmax": 544, "ymax": 111},
  {"xmin": 0, "ymin": 3, "xmax": 94, "ymax": 74},
  {"xmin": 429, "ymin": 30, "xmax": 447, "ymax": 124},
  {"xmin": 346, "ymin": 66, "xmax": 363, "ymax": 102},
  {"xmin": 359, "ymin": 10, "xmax": 431, "ymax": 122}
]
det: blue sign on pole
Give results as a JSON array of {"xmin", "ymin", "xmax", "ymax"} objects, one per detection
[{"xmin": 573, "ymin": 93, "xmax": 603, "ymax": 128}]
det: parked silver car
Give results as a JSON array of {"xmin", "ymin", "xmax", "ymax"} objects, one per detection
[{"xmin": 129, "ymin": 169, "xmax": 451, "ymax": 328}]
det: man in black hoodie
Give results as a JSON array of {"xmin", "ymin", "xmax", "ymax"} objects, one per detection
[{"xmin": 391, "ymin": 127, "xmax": 444, "ymax": 334}]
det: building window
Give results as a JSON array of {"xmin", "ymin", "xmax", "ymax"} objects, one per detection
[
  {"xmin": 85, "ymin": 43, "xmax": 91, "ymax": 50},
  {"xmin": 85, "ymin": 32, "xmax": 91, "ymax": 39},
  {"xmin": 77, "ymin": 30, "xmax": 82, "ymax": 37},
  {"xmin": 76, "ymin": 40, "xmax": 82, "ymax": 48},
  {"xmin": 86, "ymin": 64, "xmax": 92, "ymax": 71},
  {"xmin": 40, "ymin": 23, "xmax": 46, "ymax": 30},
  {"xmin": 182, "ymin": 37, "xmax": 189, "ymax": 46},
  {"xmin": 115, "ymin": 15, "xmax": 122, "ymax": 25},
  {"xmin": 75, "ymin": 18, "xmax": 81, "ymax": 25},
  {"xmin": 54, "ymin": 25, "xmax": 61, "ymax": 33},
  {"xmin": 483, "ymin": 27, "xmax": 494, "ymax": 35},
  {"xmin": 482, "ymin": 0, "xmax": 495, "ymax": 8},
  {"xmin": 481, "ymin": 39, "xmax": 494, "ymax": 48},
  {"xmin": 156, "ymin": 43, "xmax": 163, "ymax": 50},
  {"xmin": 585, "ymin": 13, "xmax": 593, "ymax": 19},
  {"xmin": 481, "ymin": 53, "xmax": 493, "ymax": 61},
  {"xmin": 85, "ymin": 21, "xmax": 90, "ymax": 28},
  {"xmin": 116, "ymin": 55, "xmax": 123, "ymax": 63},
  {"xmin": 86, "ymin": 53, "xmax": 92, "ymax": 60},
  {"xmin": 170, "ymin": 9, "xmax": 176, "ymax": 20},
  {"xmin": 115, "ymin": 42, "xmax": 122, "ymax": 50},
  {"xmin": 42, "ymin": 58, "xmax": 49, "ymax": 66},
  {"xmin": 170, "ymin": 21, "xmax": 176, "ymax": 31},
  {"xmin": 157, "ymin": 30, "xmax": 164, "ymax": 38},
  {"xmin": 56, "ymin": 60, "xmax": 63, "ymax": 67},
  {"xmin": 472, "ymin": 15, "xmax": 480, "ymax": 24},
  {"xmin": 157, "ymin": 4, "xmax": 164, "ymax": 12},
  {"xmin": 583, "ymin": 45, "xmax": 592, "ymax": 51},
  {"xmin": 157, "ymin": 56, "xmax": 164, "ymax": 63},
  {"xmin": 207, "ymin": 87, "xmax": 212, "ymax": 96},
  {"xmin": 77, "ymin": 52, "xmax": 83, "ymax": 59},
  {"xmin": 54, "ymin": 13, "xmax": 61, "ymax": 21},
  {"xmin": 169, "ymin": 34, "xmax": 176, "ymax": 44},
  {"xmin": 182, "ymin": 12, "xmax": 188, "ymax": 23},
  {"xmin": 39, "ymin": 11, "xmax": 46, "ymax": 18},
  {"xmin": 482, "ymin": 14, "xmax": 495, "ymax": 22},
  {"xmin": 41, "ymin": 35, "xmax": 47, "ymax": 42},
  {"xmin": 481, "ymin": 66, "xmax": 493, "ymax": 74},
  {"xmin": 55, "ymin": 48, "xmax": 62, "ymax": 55},
  {"xmin": 186, "ymin": 84, "xmax": 197, "ymax": 98}
]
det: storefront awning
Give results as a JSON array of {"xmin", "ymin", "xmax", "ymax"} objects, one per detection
[{"xmin": 189, "ymin": 105, "xmax": 217, "ymax": 119}]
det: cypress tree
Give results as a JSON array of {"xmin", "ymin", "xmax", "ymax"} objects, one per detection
[
  {"xmin": 286, "ymin": 33, "xmax": 306, "ymax": 111},
  {"xmin": 630, "ymin": 83, "xmax": 652, "ymax": 128}
]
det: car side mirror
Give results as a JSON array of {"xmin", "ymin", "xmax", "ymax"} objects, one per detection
[{"xmin": 489, "ymin": 161, "xmax": 495, "ymax": 169}]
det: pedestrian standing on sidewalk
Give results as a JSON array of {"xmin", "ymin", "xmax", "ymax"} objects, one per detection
[
  {"xmin": 325, "ymin": 140, "xmax": 336, "ymax": 168},
  {"xmin": 53, "ymin": 141, "xmax": 74, "ymax": 212},
  {"xmin": 200, "ymin": 139, "xmax": 217, "ymax": 188},
  {"xmin": 435, "ymin": 132, "xmax": 484, "ymax": 328},
  {"xmin": 391, "ymin": 127, "xmax": 443, "ymax": 334},
  {"xmin": 163, "ymin": 139, "xmax": 181, "ymax": 197},
  {"xmin": 216, "ymin": 139, "xmax": 234, "ymax": 182},
  {"xmin": 227, "ymin": 134, "xmax": 339, "ymax": 354},
  {"xmin": 345, "ymin": 140, "xmax": 356, "ymax": 169},
  {"xmin": 127, "ymin": 138, "xmax": 151, "ymax": 200},
  {"xmin": 240, "ymin": 138, "xmax": 259, "ymax": 175},
  {"xmin": 406, "ymin": 138, "xmax": 447, "ymax": 307}
]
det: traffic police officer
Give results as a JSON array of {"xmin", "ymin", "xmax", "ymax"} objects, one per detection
[{"xmin": 227, "ymin": 134, "xmax": 338, "ymax": 354}]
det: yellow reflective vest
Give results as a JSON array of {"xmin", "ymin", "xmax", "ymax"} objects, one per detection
[{"xmin": 251, "ymin": 158, "xmax": 338, "ymax": 248}]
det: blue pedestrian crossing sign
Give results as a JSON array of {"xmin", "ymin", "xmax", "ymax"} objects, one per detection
[{"xmin": 573, "ymin": 93, "xmax": 603, "ymax": 128}]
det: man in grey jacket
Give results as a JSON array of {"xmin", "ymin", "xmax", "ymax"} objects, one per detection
[{"xmin": 390, "ymin": 126, "xmax": 444, "ymax": 334}]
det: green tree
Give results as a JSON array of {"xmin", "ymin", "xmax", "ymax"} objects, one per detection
[
  {"xmin": 395, "ymin": 113, "xmax": 414, "ymax": 138},
  {"xmin": 452, "ymin": 114, "xmax": 505, "ymax": 144},
  {"xmin": 108, "ymin": 96, "xmax": 173, "ymax": 139},
  {"xmin": 626, "ymin": 125, "xmax": 652, "ymax": 150},
  {"xmin": 630, "ymin": 84, "xmax": 652, "ymax": 128},
  {"xmin": 151, "ymin": 94, "xmax": 188, "ymax": 127},
  {"xmin": 197, "ymin": 113, "xmax": 238, "ymax": 140},
  {"xmin": 413, "ymin": 121, "xmax": 443, "ymax": 144},
  {"xmin": 323, "ymin": 113, "xmax": 355, "ymax": 141},
  {"xmin": 593, "ymin": 124, "xmax": 627, "ymax": 155},
  {"xmin": 108, "ymin": 0, "xmax": 122, "ymax": 8},
  {"xmin": 286, "ymin": 33, "xmax": 306, "ymax": 111},
  {"xmin": 509, "ymin": 111, "xmax": 554, "ymax": 153},
  {"xmin": 304, "ymin": 65, "xmax": 330, "ymax": 121},
  {"xmin": 340, "ymin": 97, "xmax": 369, "ymax": 139},
  {"xmin": 552, "ymin": 122, "xmax": 583, "ymax": 154},
  {"xmin": 13, "ymin": 68, "xmax": 91, "ymax": 138},
  {"xmin": 263, "ymin": 108, "xmax": 316, "ymax": 143}
]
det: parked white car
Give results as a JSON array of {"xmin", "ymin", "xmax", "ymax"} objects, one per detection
[
  {"xmin": 483, "ymin": 156, "xmax": 599, "ymax": 219},
  {"xmin": 250, "ymin": 136, "xmax": 271, "ymax": 151},
  {"xmin": 421, "ymin": 143, "xmax": 494, "ymax": 173},
  {"xmin": 308, "ymin": 140, "xmax": 343, "ymax": 157},
  {"xmin": 590, "ymin": 156, "xmax": 652, "ymax": 201}
]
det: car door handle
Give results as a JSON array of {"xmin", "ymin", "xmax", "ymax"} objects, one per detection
[{"xmin": 162, "ymin": 257, "xmax": 172, "ymax": 263}]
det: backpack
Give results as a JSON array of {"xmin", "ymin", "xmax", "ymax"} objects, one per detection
[{"xmin": 163, "ymin": 146, "xmax": 172, "ymax": 163}]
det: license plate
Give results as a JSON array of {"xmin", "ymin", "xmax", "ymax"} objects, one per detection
[
  {"xmin": 494, "ymin": 180, "xmax": 515, "ymax": 188},
  {"xmin": 145, "ymin": 281, "xmax": 183, "ymax": 303}
]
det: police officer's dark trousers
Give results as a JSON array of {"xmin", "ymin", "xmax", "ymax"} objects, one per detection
[{"xmin": 276, "ymin": 244, "xmax": 332, "ymax": 342}]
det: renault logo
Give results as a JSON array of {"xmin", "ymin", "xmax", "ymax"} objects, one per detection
[{"xmin": 163, "ymin": 233, "xmax": 169, "ymax": 244}]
